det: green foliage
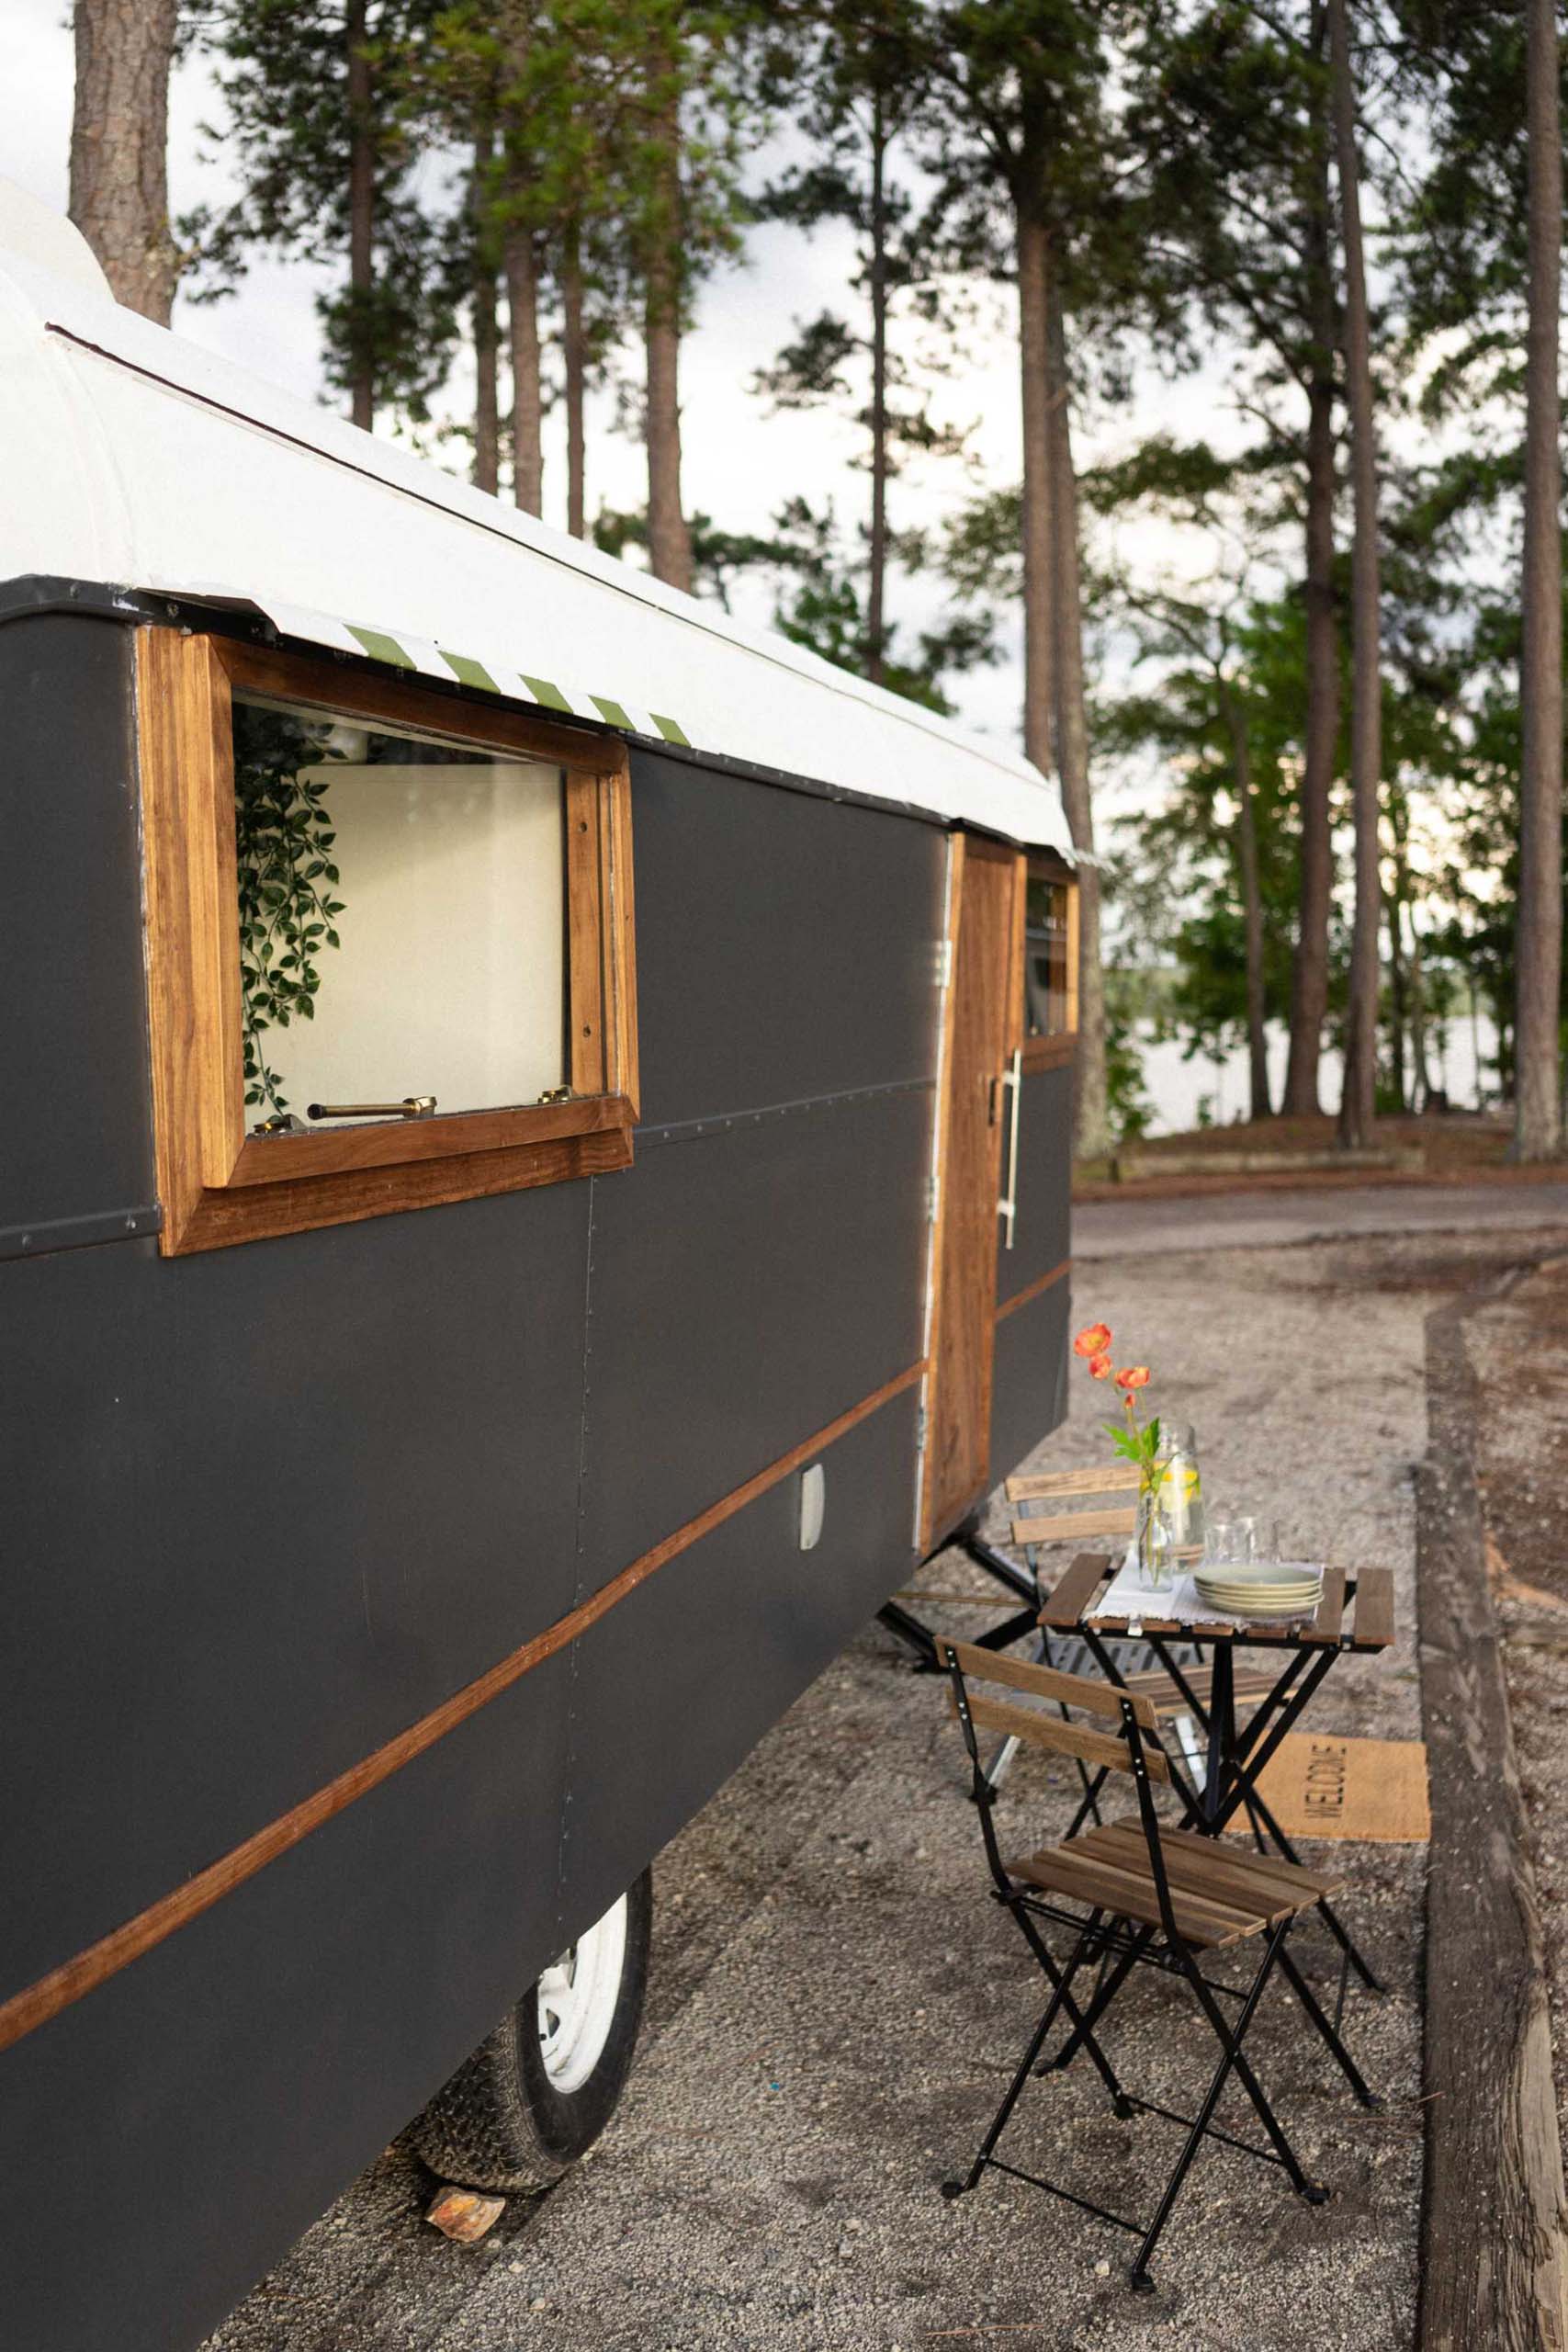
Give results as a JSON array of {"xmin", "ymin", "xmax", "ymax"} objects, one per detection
[
  {"xmin": 1100, "ymin": 592, "xmax": 1305, "ymax": 1057},
  {"xmin": 185, "ymin": 0, "xmax": 460, "ymax": 423},
  {"xmin": 596, "ymin": 495, "xmax": 998, "ymax": 708},
  {"xmin": 759, "ymin": 497, "xmax": 998, "ymax": 712},
  {"xmin": 1103, "ymin": 999, "xmax": 1154, "ymax": 1142},
  {"xmin": 232, "ymin": 709, "xmax": 347, "ymax": 1117}
]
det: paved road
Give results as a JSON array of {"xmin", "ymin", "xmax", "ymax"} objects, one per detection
[{"xmin": 1075, "ymin": 1177, "xmax": 1568, "ymax": 1259}]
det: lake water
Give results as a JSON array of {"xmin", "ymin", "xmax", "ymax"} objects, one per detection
[{"xmin": 1134, "ymin": 1014, "xmax": 1502, "ymax": 1136}]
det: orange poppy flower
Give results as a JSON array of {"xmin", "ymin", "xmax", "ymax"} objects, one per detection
[
  {"xmin": 1073, "ymin": 1322, "xmax": 1111, "ymax": 1358},
  {"xmin": 1115, "ymin": 1365, "xmax": 1151, "ymax": 1391},
  {"xmin": 1089, "ymin": 1351, "xmax": 1112, "ymax": 1380}
]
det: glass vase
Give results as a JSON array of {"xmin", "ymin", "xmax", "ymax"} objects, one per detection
[{"xmin": 1136, "ymin": 1487, "xmax": 1174, "ymax": 1591}]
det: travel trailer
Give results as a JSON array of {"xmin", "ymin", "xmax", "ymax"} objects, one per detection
[{"xmin": 0, "ymin": 183, "xmax": 1077, "ymax": 2350}]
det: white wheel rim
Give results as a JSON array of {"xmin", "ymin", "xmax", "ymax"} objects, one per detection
[{"xmin": 535, "ymin": 1893, "xmax": 628, "ymax": 2094}]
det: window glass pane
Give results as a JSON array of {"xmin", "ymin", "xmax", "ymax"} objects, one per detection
[
  {"xmin": 233, "ymin": 695, "xmax": 565, "ymax": 1124},
  {"xmin": 1024, "ymin": 874, "xmax": 1071, "ymax": 1036}
]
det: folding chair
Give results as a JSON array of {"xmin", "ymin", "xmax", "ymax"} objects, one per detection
[
  {"xmin": 938, "ymin": 1640, "xmax": 1378, "ymax": 2290},
  {"xmin": 1005, "ymin": 1464, "xmax": 1280, "ymax": 1815}
]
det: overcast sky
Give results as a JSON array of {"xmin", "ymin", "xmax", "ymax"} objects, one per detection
[{"xmin": 5, "ymin": 1, "xmax": 1266, "ymax": 802}]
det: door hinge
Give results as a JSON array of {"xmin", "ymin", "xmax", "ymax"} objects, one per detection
[
  {"xmin": 926, "ymin": 1173, "xmax": 940, "ymax": 1223},
  {"xmin": 915, "ymin": 1406, "xmax": 928, "ymax": 1454},
  {"xmin": 933, "ymin": 937, "xmax": 953, "ymax": 989}
]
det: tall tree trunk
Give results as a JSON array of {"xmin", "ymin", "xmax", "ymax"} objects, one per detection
[
  {"xmin": 69, "ymin": 0, "xmax": 181, "ymax": 322},
  {"xmin": 645, "ymin": 278, "xmax": 691, "ymax": 587},
  {"xmin": 1406, "ymin": 902, "xmax": 1433, "ymax": 1109},
  {"xmin": 866, "ymin": 91, "xmax": 891, "ymax": 686},
  {"xmin": 1384, "ymin": 882, "xmax": 1407, "ymax": 1109},
  {"xmin": 1044, "ymin": 262, "xmax": 1109, "ymax": 1161},
  {"xmin": 1283, "ymin": 19, "xmax": 1339, "ymax": 1117},
  {"xmin": 345, "ymin": 0, "xmax": 375, "ymax": 430},
  {"xmin": 644, "ymin": 39, "xmax": 693, "ymax": 592},
  {"xmin": 471, "ymin": 112, "xmax": 500, "ymax": 496},
  {"xmin": 506, "ymin": 225, "xmax": 544, "ymax": 514},
  {"xmin": 1330, "ymin": 0, "xmax": 1383, "ymax": 1150},
  {"xmin": 562, "ymin": 217, "xmax": 587, "ymax": 538},
  {"xmin": 502, "ymin": 1, "xmax": 543, "ymax": 516},
  {"xmin": 1221, "ymin": 680, "xmax": 1272, "ymax": 1120},
  {"xmin": 1517, "ymin": 0, "xmax": 1564, "ymax": 1159},
  {"xmin": 1016, "ymin": 201, "xmax": 1055, "ymax": 773}
]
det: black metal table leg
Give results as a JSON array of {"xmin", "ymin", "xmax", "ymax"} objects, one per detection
[{"xmin": 1201, "ymin": 1641, "xmax": 1235, "ymax": 1828}]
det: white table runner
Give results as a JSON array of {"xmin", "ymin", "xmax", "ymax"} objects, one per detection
[{"xmin": 1087, "ymin": 1555, "xmax": 1326, "ymax": 1631}]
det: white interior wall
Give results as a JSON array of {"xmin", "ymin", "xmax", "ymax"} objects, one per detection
[{"xmin": 257, "ymin": 758, "xmax": 566, "ymax": 1121}]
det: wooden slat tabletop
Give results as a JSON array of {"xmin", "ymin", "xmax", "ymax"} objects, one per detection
[
  {"xmin": 1038, "ymin": 1550, "xmax": 1113, "ymax": 1629},
  {"xmin": 1038, "ymin": 1555, "xmax": 1396, "ymax": 1652},
  {"xmin": 1348, "ymin": 1565, "xmax": 1396, "ymax": 1650},
  {"xmin": 1302, "ymin": 1565, "xmax": 1347, "ymax": 1646}
]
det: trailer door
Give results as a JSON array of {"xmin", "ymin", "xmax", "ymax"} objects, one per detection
[{"xmin": 920, "ymin": 834, "xmax": 1023, "ymax": 1550}]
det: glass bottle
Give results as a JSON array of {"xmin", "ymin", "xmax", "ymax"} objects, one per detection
[{"xmin": 1153, "ymin": 1420, "xmax": 1204, "ymax": 1563}]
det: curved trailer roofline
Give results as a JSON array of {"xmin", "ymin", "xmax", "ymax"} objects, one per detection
[{"xmin": 0, "ymin": 183, "xmax": 1072, "ymax": 855}]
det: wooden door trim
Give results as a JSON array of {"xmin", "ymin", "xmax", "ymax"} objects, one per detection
[
  {"xmin": 918, "ymin": 835, "xmax": 966, "ymax": 1554},
  {"xmin": 919, "ymin": 838, "xmax": 1024, "ymax": 1554}
]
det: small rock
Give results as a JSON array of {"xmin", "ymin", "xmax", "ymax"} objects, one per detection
[{"xmin": 1095, "ymin": 2260, "xmax": 1111, "ymax": 2278}]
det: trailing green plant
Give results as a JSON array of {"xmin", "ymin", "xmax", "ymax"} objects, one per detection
[{"xmin": 232, "ymin": 707, "xmax": 346, "ymax": 1116}]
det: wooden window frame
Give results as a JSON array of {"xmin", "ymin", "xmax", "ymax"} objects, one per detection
[
  {"xmin": 1019, "ymin": 851, "xmax": 1078, "ymax": 1075},
  {"xmin": 137, "ymin": 630, "xmax": 638, "ymax": 1256}
]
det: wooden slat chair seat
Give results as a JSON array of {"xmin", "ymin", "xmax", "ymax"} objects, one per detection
[
  {"xmin": 1122, "ymin": 1662, "xmax": 1279, "ymax": 1722},
  {"xmin": 1007, "ymin": 1819, "xmax": 1341, "ymax": 1951},
  {"xmin": 937, "ymin": 1640, "xmax": 1377, "ymax": 2289}
]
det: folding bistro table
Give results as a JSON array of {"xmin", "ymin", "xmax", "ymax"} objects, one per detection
[{"xmin": 1040, "ymin": 1552, "xmax": 1397, "ymax": 1995}]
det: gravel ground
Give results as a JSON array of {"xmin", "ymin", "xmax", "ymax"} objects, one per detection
[
  {"xmin": 201, "ymin": 1223, "xmax": 1568, "ymax": 2352},
  {"xmin": 1460, "ymin": 1252, "xmax": 1568, "ymax": 2165}
]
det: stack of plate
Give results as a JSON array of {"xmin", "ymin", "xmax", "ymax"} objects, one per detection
[{"xmin": 1192, "ymin": 1560, "xmax": 1325, "ymax": 1623}]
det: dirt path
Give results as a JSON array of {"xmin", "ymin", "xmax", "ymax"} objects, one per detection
[{"xmin": 202, "ymin": 1222, "xmax": 1568, "ymax": 2352}]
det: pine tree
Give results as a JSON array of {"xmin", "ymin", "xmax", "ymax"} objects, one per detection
[
  {"xmin": 1135, "ymin": 0, "xmax": 1344, "ymax": 1116},
  {"xmin": 922, "ymin": 0, "xmax": 1145, "ymax": 1160},
  {"xmin": 69, "ymin": 0, "xmax": 181, "ymax": 322},
  {"xmin": 1329, "ymin": 0, "xmax": 1383, "ymax": 1148},
  {"xmin": 188, "ymin": 0, "xmax": 457, "ymax": 433},
  {"xmin": 1517, "ymin": 0, "xmax": 1563, "ymax": 1156},
  {"xmin": 754, "ymin": 1, "xmax": 955, "ymax": 685}
]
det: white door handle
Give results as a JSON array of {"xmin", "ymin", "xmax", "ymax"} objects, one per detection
[{"xmin": 998, "ymin": 1048, "xmax": 1022, "ymax": 1249}]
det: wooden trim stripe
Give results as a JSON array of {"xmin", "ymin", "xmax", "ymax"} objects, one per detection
[
  {"xmin": 996, "ymin": 1255, "xmax": 1071, "ymax": 1323},
  {"xmin": 0, "ymin": 1358, "xmax": 926, "ymax": 2058}
]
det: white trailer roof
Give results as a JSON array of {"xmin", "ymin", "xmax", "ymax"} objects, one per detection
[{"xmin": 0, "ymin": 184, "xmax": 1071, "ymax": 854}]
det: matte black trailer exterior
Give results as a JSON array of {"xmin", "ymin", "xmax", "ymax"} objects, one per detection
[{"xmin": 0, "ymin": 607, "xmax": 1070, "ymax": 2352}]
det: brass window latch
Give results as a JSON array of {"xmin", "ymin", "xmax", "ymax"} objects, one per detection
[{"xmin": 306, "ymin": 1096, "xmax": 438, "ymax": 1121}]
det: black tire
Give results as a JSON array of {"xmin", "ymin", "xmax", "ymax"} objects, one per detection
[{"xmin": 412, "ymin": 1871, "xmax": 651, "ymax": 2195}]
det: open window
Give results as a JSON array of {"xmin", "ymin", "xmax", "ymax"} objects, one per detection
[
  {"xmin": 1019, "ymin": 854, "xmax": 1078, "ymax": 1073},
  {"xmin": 138, "ymin": 633, "xmax": 637, "ymax": 1254}
]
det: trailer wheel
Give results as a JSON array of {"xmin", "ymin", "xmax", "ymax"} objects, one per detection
[{"xmin": 412, "ymin": 1871, "xmax": 651, "ymax": 2195}]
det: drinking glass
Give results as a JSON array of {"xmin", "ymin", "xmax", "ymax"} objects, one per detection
[{"xmin": 1204, "ymin": 1515, "xmax": 1258, "ymax": 1569}]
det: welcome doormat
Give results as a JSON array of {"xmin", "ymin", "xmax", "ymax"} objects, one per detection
[{"xmin": 1222, "ymin": 1733, "xmax": 1430, "ymax": 1844}]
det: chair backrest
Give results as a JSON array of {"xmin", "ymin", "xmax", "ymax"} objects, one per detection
[
  {"xmin": 1005, "ymin": 1463, "xmax": 1139, "ymax": 1555},
  {"xmin": 941, "ymin": 1640, "xmax": 1169, "ymax": 1786},
  {"xmin": 942, "ymin": 1639, "xmax": 1179, "ymax": 1930}
]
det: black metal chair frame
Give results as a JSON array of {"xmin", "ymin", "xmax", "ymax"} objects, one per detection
[
  {"xmin": 939, "ymin": 1645, "xmax": 1379, "ymax": 2290},
  {"xmin": 1078, "ymin": 1621, "xmax": 1383, "ymax": 1999}
]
